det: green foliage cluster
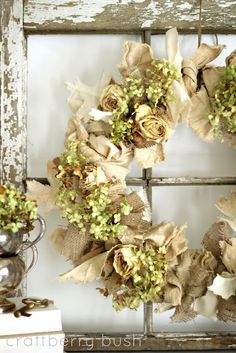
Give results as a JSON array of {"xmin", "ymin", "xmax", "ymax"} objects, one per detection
[
  {"xmin": 113, "ymin": 246, "xmax": 167, "ymax": 311},
  {"xmin": 0, "ymin": 184, "xmax": 37, "ymax": 233},
  {"xmin": 146, "ymin": 59, "xmax": 180, "ymax": 107},
  {"xmin": 55, "ymin": 142, "xmax": 132, "ymax": 241},
  {"xmin": 208, "ymin": 64, "xmax": 236, "ymax": 143},
  {"xmin": 109, "ymin": 59, "xmax": 179, "ymax": 144}
]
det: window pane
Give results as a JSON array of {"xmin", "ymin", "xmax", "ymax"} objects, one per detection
[
  {"xmin": 27, "ymin": 35, "xmax": 143, "ymax": 332},
  {"xmin": 152, "ymin": 185, "xmax": 236, "ymax": 332},
  {"xmin": 151, "ymin": 34, "xmax": 236, "ymax": 177},
  {"xmin": 27, "ymin": 34, "xmax": 142, "ymax": 179}
]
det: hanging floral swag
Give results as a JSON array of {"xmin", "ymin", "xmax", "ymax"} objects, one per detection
[{"xmin": 28, "ymin": 28, "xmax": 236, "ymax": 321}]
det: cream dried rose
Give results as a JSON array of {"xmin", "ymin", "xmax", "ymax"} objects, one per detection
[
  {"xmin": 135, "ymin": 105, "xmax": 170, "ymax": 143},
  {"xmin": 80, "ymin": 165, "xmax": 108, "ymax": 191},
  {"xmin": 100, "ymin": 84, "xmax": 126, "ymax": 112},
  {"xmin": 113, "ymin": 245, "xmax": 140, "ymax": 279}
]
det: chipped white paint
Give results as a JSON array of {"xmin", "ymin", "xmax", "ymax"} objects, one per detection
[
  {"xmin": 141, "ymin": 1, "xmax": 159, "ymax": 28},
  {"xmin": 25, "ymin": 0, "xmax": 146, "ymax": 26},
  {"xmin": 23, "ymin": 0, "xmax": 236, "ymax": 32},
  {"xmin": 0, "ymin": 0, "xmax": 27, "ymax": 185}
]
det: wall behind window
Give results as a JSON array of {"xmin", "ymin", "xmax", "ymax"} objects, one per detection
[{"xmin": 27, "ymin": 34, "xmax": 236, "ymax": 332}]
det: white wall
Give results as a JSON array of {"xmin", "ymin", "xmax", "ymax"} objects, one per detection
[{"xmin": 27, "ymin": 33, "xmax": 236, "ymax": 333}]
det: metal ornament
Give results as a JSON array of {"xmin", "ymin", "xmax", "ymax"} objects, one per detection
[
  {"xmin": 0, "ymin": 215, "xmax": 46, "ymax": 256},
  {"xmin": 0, "ymin": 245, "xmax": 38, "ymax": 313}
]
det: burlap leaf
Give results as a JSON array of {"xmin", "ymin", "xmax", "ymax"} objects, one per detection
[
  {"xmin": 202, "ymin": 221, "xmax": 230, "ymax": 260},
  {"xmin": 171, "ymin": 296, "xmax": 197, "ymax": 323},
  {"xmin": 193, "ymin": 290, "xmax": 218, "ymax": 321},
  {"xmin": 172, "ymin": 249, "xmax": 217, "ymax": 320},
  {"xmin": 220, "ymin": 239, "xmax": 236, "ymax": 274},
  {"xmin": 208, "ymin": 273, "xmax": 236, "ymax": 300},
  {"xmin": 187, "ymin": 86, "xmax": 214, "ymax": 143},
  {"xmin": 216, "ymin": 191, "xmax": 236, "ymax": 231},
  {"xmin": 118, "ymin": 41, "xmax": 153, "ymax": 78},
  {"xmin": 119, "ymin": 191, "xmax": 151, "ymax": 233},
  {"xmin": 134, "ymin": 143, "xmax": 165, "ymax": 169},
  {"xmin": 60, "ymin": 224, "xmax": 93, "ymax": 265},
  {"xmin": 217, "ymin": 296, "xmax": 236, "ymax": 322},
  {"xmin": 164, "ymin": 271, "xmax": 183, "ymax": 307},
  {"xmin": 175, "ymin": 249, "xmax": 195, "ymax": 285},
  {"xmin": 187, "ymin": 250, "xmax": 217, "ymax": 295},
  {"xmin": 26, "ymin": 180, "xmax": 57, "ymax": 217},
  {"xmin": 155, "ymin": 303, "xmax": 173, "ymax": 313}
]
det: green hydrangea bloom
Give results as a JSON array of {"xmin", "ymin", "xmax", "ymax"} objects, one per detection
[
  {"xmin": 208, "ymin": 63, "xmax": 236, "ymax": 143},
  {"xmin": 0, "ymin": 184, "xmax": 37, "ymax": 233}
]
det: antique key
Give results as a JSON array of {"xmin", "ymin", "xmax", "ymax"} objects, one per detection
[{"xmin": 14, "ymin": 297, "xmax": 51, "ymax": 318}]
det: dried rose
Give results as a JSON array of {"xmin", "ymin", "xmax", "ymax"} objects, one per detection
[
  {"xmin": 100, "ymin": 84, "xmax": 126, "ymax": 112},
  {"xmin": 135, "ymin": 105, "xmax": 170, "ymax": 143},
  {"xmin": 113, "ymin": 245, "xmax": 140, "ymax": 279},
  {"xmin": 226, "ymin": 50, "xmax": 236, "ymax": 66},
  {"xmin": 80, "ymin": 165, "xmax": 107, "ymax": 191}
]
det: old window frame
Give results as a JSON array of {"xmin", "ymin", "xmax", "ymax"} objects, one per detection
[{"xmin": 1, "ymin": 0, "xmax": 236, "ymax": 351}]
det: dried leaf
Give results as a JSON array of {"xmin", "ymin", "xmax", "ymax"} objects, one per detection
[
  {"xmin": 118, "ymin": 41, "xmax": 153, "ymax": 78},
  {"xmin": 187, "ymin": 86, "xmax": 214, "ymax": 143},
  {"xmin": 65, "ymin": 72, "xmax": 111, "ymax": 142},
  {"xmin": 66, "ymin": 72, "xmax": 111, "ymax": 117},
  {"xmin": 182, "ymin": 43, "xmax": 225, "ymax": 96},
  {"xmin": 144, "ymin": 222, "xmax": 187, "ymax": 267},
  {"xmin": 166, "ymin": 28, "xmax": 182, "ymax": 70},
  {"xmin": 134, "ymin": 143, "xmax": 165, "ymax": 169},
  {"xmin": 60, "ymin": 251, "xmax": 110, "ymax": 283},
  {"xmin": 65, "ymin": 114, "xmax": 88, "ymax": 142},
  {"xmin": 167, "ymin": 80, "xmax": 191, "ymax": 125},
  {"xmin": 216, "ymin": 191, "xmax": 236, "ymax": 231},
  {"xmin": 202, "ymin": 66, "xmax": 225, "ymax": 97},
  {"xmin": 208, "ymin": 273, "xmax": 236, "ymax": 300}
]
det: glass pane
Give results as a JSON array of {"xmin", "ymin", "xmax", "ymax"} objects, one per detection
[
  {"xmin": 151, "ymin": 34, "xmax": 236, "ymax": 177},
  {"xmin": 27, "ymin": 35, "xmax": 143, "ymax": 332},
  {"xmin": 27, "ymin": 34, "xmax": 142, "ymax": 179},
  {"xmin": 152, "ymin": 185, "xmax": 236, "ymax": 332}
]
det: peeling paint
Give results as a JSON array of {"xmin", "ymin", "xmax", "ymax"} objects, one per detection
[
  {"xmin": 23, "ymin": 0, "xmax": 236, "ymax": 32},
  {"xmin": 0, "ymin": 0, "xmax": 27, "ymax": 185}
]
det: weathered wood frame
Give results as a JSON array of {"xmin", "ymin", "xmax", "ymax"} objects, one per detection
[{"xmin": 1, "ymin": 0, "xmax": 236, "ymax": 351}]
